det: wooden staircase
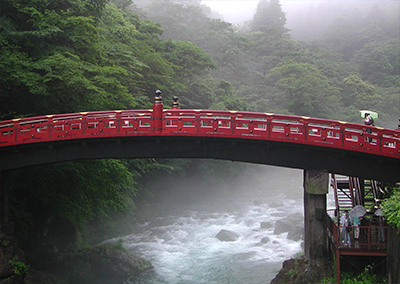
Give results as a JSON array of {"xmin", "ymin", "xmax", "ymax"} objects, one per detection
[
  {"xmin": 331, "ymin": 174, "xmax": 383, "ymax": 219},
  {"xmin": 331, "ymin": 175, "xmax": 354, "ymax": 219}
]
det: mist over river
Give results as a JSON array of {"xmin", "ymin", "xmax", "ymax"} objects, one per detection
[{"xmin": 107, "ymin": 165, "xmax": 305, "ymax": 284}]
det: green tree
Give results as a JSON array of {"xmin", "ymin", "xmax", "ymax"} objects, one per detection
[
  {"xmin": 266, "ymin": 60, "xmax": 340, "ymax": 117},
  {"xmin": 251, "ymin": 0, "xmax": 287, "ymax": 35},
  {"xmin": 162, "ymin": 40, "xmax": 216, "ymax": 86},
  {"xmin": 323, "ymin": 15, "xmax": 357, "ymax": 60},
  {"xmin": 383, "ymin": 187, "xmax": 400, "ymax": 231},
  {"xmin": 352, "ymin": 39, "xmax": 400, "ymax": 87},
  {"xmin": 0, "ymin": 0, "xmax": 139, "ymax": 117},
  {"xmin": 341, "ymin": 75, "xmax": 376, "ymax": 108}
]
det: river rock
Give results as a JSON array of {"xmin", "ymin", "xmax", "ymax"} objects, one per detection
[
  {"xmin": 286, "ymin": 213, "xmax": 304, "ymax": 225},
  {"xmin": 270, "ymin": 257, "xmax": 333, "ymax": 284},
  {"xmin": 24, "ymin": 270, "xmax": 69, "ymax": 284},
  {"xmin": 0, "ymin": 235, "xmax": 27, "ymax": 281},
  {"xmin": 255, "ymin": 236, "xmax": 270, "ymax": 246},
  {"xmin": 215, "ymin": 229, "xmax": 240, "ymax": 242},
  {"xmin": 53, "ymin": 243, "xmax": 154, "ymax": 283},
  {"xmin": 287, "ymin": 226, "xmax": 303, "ymax": 241},
  {"xmin": 274, "ymin": 219, "xmax": 293, "ymax": 234},
  {"xmin": 260, "ymin": 221, "xmax": 273, "ymax": 229}
]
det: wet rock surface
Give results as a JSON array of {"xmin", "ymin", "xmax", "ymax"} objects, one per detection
[
  {"xmin": 270, "ymin": 257, "xmax": 333, "ymax": 284},
  {"xmin": 215, "ymin": 229, "xmax": 241, "ymax": 242},
  {"xmin": 0, "ymin": 234, "xmax": 152, "ymax": 284}
]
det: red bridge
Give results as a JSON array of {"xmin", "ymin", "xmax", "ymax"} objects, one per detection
[{"xmin": 1, "ymin": 95, "xmax": 399, "ymax": 182}]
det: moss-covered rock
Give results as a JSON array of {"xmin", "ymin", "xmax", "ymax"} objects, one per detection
[
  {"xmin": 0, "ymin": 234, "xmax": 28, "ymax": 283},
  {"xmin": 63, "ymin": 243, "xmax": 153, "ymax": 283},
  {"xmin": 0, "ymin": 235, "xmax": 152, "ymax": 284},
  {"xmin": 270, "ymin": 257, "xmax": 333, "ymax": 284}
]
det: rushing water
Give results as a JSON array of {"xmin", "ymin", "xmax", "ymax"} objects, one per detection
[{"xmin": 108, "ymin": 167, "xmax": 305, "ymax": 284}]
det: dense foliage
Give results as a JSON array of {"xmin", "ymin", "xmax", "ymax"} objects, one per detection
[
  {"xmin": 382, "ymin": 187, "xmax": 400, "ymax": 231},
  {"xmin": 137, "ymin": 0, "xmax": 399, "ymax": 127},
  {"xmin": 0, "ymin": 0, "xmax": 399, "ymax": 264}
]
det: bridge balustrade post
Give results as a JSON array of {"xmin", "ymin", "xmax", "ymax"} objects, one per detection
[
  {"xmin": 172, "ymin": 96, "xmax": 179, "ymax": 109},
  {"xmin": 230, "ymin": 113, "xmax": 236, "ymax": 134},
  {"xmin": 266, "ymin": 115, "xmax": 273, "ymax": 138},
  {"xmin": 302, "ymin": 118, "xmax": 309, "ymax": 141},
  {"xmin": 152, "ymin": 90, "xmax": 164, "ymax": 132},
  {"xmin": 304, "ymin": 169, "xmax": 328, "ymax": 267}
]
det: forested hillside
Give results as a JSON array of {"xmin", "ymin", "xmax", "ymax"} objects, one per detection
[
  {"xmin": 136, "ymin": 0, "xmax": 399, "ymax": 126},
  {"xmin": 0, "ymin": 0, "xmax": 399, "ymax": 281}
]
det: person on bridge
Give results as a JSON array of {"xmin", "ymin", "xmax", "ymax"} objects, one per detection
[
  {"xmin": 377, "ymin": 215, "xmax": 385, "ymax": 243},
  {"xmin": 363, "ymin": 113, "xmax": 374, "ymax": 142},
  {"xmin": 340, "ymin": 211, "xmax": 351, "ymax": 247},
  {"xmin": 353, "ymin": 216, "xmax": 361, "ymax": 248}
]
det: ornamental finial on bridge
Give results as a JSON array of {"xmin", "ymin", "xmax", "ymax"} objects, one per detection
[
  {"xmin": 154, "ymin": 90, "xmax": 162, "ymax": 104},
  {"xmin": 172, "ymin": 96, "xmax": 179, "ymax": 109}
]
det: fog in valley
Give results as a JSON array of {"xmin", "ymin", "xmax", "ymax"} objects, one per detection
[
  {"xmin": 202, "ymin": 0, "xmax": 399, "ymax": 40},
  {"xmin": 111, "ymin": 163, "xmax": 308, "ymax": 283},
  {"xmin": 114, "ymin": 0, "xmax": 398, "ymax": 283}
]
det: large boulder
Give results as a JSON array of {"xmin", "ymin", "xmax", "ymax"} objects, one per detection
[
  {"xmin": 286, "ymin": 213, "xmax": 304, "ymax": 225},
  {"xmin": 287, "ymin": 226, "xmax": 304, "ymax": 241},
  {"xmin": 274, "ymin": 219, "xmax": 293, "ymax": 235},
  {"xmin": 271, "ymin": 257, "xmax": 333, "ymax": 284},
  {"xmin": 274, "ymin": 213, "xmax": 304, "ymax": 235},
  {"xmin": 0, "ymin": 234, "xmax": 27, "ymax": 282},
  {"xmin": 215, "ymin": 229, "xmax": 241, "ymax": 242},
  {"xmin": 65, "ymin": 244, "xmax": 153, "ymax": 281},
  {"xmin": 24, "ymin": 270, "xmax": 69, "ymax": 284},
  {"xmin": 260, "ymin": 221, "xmax": 273, "ymax": 229},
  {"xmin": 255, "ymin": 236, "xmax": 270, "ymax": 246}
]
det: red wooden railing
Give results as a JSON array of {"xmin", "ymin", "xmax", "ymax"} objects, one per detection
[
  {"xmin": 1, "ymin": 107, "xmax": 399, "ymax": 160},
  {"xmin": 327, "ymin": 215, "xmax": 387, "ymax": 284}
]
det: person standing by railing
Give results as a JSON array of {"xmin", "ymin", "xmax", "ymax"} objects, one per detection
[
  {"xmin": 377, "ymin": 215, "xmax": 385, "ymax": 243},
  {"xmin": 340, "ymin": 211, "xmax": 351, "ymax": 247},
  {"xmin": 363, "ymin": 112, "xmax": 374, "ymax": 142},
  {"xmin": 353, "ymin": 216, "xmax": 361, "ymax": 248}
]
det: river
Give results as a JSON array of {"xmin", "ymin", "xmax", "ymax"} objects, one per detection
[{"xmin": 109, "ymin": 166, "xmax": 305, "ymax": 284}]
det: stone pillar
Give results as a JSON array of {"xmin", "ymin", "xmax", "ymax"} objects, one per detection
[
  {"xmin": 304, "ymin": 169, "xmax": 328, "ymax": 266},
  {"xmin": 387, "ymin": 226, "xmax": 400, "ymax": 284}
]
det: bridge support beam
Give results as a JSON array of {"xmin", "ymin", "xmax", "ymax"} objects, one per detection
[{"xmin": 304, "ymin": 169, "xmax": 328, "ymax": 267}]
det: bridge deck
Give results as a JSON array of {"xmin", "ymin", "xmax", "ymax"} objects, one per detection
[
  {"xmin": 0, "ymin": 106, "xmax": 399, "ymax": 182},
  {"xmin": 1, "ymin": 109, "xmax": 399, "ymax": 159}
]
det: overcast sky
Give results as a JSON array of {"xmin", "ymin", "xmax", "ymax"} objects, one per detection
[
  {"xmin": 201, "ymin": 0, "xmax": 398, "ymax": 24},
  {"xmin": 202, "ymin": 0, "xmax": 258, "ymax": 22},
  {"xmin": 201, "ymin": 0, "xmax": 322, "ymax": 23}
]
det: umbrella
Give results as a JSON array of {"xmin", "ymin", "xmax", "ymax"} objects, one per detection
[
  {"xmin": 374, "ymin": 208, "xmax": 384, "ymax": 216},
  {"xmin": 349, "ymin": 205, "xmax": 367, "ymax": 218},
  {"xmin": 360, "ymin": 110, "xmax": 378, "ymax": 119}
]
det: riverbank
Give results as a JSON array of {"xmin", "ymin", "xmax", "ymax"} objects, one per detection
[
  {"xmin": 270, "ymin": 256, "xmax": 334, "ymax": 284},
  {"xmin": 0, "ymin": 234, "xmax": 152, "ymax": 284}
]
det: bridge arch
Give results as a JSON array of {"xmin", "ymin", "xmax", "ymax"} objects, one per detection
[
  {"xmin": 0, "ymin": 95, "xmax": 399, "ymax": 182},
  {"xmin": 1, "ymin": 135, "xmax": 399, "ymax": 183}
]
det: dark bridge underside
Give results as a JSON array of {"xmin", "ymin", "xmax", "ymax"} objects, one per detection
[{"xmin": 1, "ymin": 136, "xmax": 399, "ymax": 183}]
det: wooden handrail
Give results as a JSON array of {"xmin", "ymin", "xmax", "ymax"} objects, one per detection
[{"xmin": 0, "ymin": 109, "xmax": 399, "ymax": 160}]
